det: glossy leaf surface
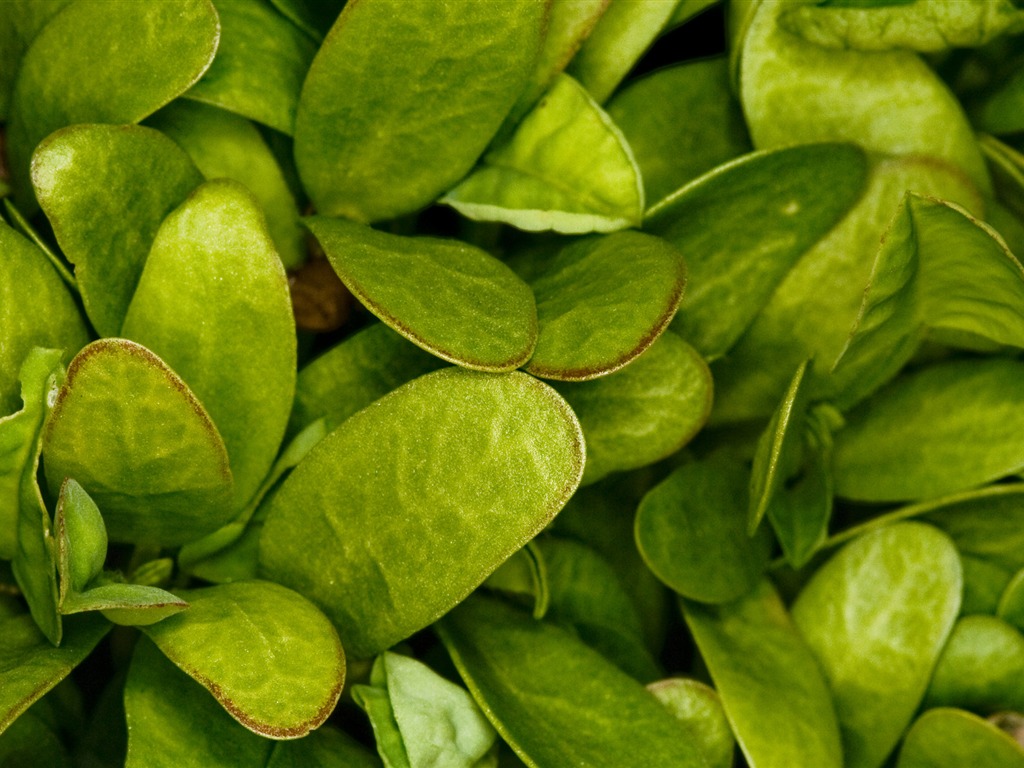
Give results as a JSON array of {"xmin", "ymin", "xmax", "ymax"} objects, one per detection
[
  {"xmin": 524, "ymin": 231, "xmax": 685, "ymax": 380},
  {"xmin": 437, "ymin": 595, "xmax": 709, "ymax": 768},
  {"xmin": 637, "ymin": 455, "xmax": 772, "ymax": 603},
  {"xmin": 896, "ymin": 708, "xmax": 1024, "ymax": 768},
  {"xmin": 6, "ymin": 0, "xmax": 219, "ymax": 202},
  {"xmin": 261, "ymin": 369, "xmax": 584, "ymax": 658},
  {"xmin": 141, "ymin": 580, "xmax": 344, "ymax": 738},
  {"xmin": 295, "ymin": 0, "xmax": 545, "ymax": 221},
  {"xmin": 122, "ymin": 179, "xmax": 296, "ymax": 509},
  {"xmin": 647, "ymin": 678, "xmax": 734, "ymax": 768},
  {"xmin": 682, "ymin": 580, "xmax": 843, "ymax": 768},
  {"xmin": 444, "ymin": 74, "xmax": 643, "ymax": 234},
  {"xmin": 42, "ymin": 339, "xmax": 234, "ymax": 546},
  {"xmin": 791, "ymin": 523, "xmax": 962, "ymax": 768},
  {"xmin": 554, "ymin": 332, "xmax": 711, "ymax": 485},
  {"xmin": 31, "ymin": 124, "xmax": 203, "ymax": 336},
  {"xmin": 307, "ymin": 217, "xmax": 537, "ymax": 372}
]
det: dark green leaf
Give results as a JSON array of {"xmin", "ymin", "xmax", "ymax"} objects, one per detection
[
  {"xmin": 267, "ymin": 725, "xmax": 383, "ymax": 768},
  {"xmin": 0, "ymin": 702, "xmax": 69, "ymax": 767}
]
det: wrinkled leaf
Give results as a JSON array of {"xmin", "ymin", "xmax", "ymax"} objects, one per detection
[
  {"xmin": 647, "ymin": 678, "xmax": 735, "ymax": 768},
  {"xmin": 32, "ymin": 124, "xmax": 202, "ymax": 336},
  {"xmin": 141, "ymin": 580, "xmax": 344, "ymax": 738},
  {"xmin": 42, "ymin": 339, "xmax": 234, "ymax": 546},
  {"xmin": 295, "ymin": 0, "xmax": 545, "ymax": 222},
  {"xmin": 444, "ymin": 74, "xmax": 643, "ymax": 234},
  {"xmin": 438, "ymin": 595, "xmax": 709, "ymax": 768},
  {"xmin": 791, "ymin": 523, "xmax": 962, "ymax": 768},
  {"xmin": 307, "ymin": 217, "xmax": 537, "ymax": 372},
  {"xmin": 896, "ymin": 708, "xmax": 1024, "ymax": 768}
]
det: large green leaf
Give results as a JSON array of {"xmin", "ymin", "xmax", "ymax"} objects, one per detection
[
  {"xmin": 306, "ymin": 217, "xmax": 537, "ymax": 372},
  {"xmin": 443, "ymin": 74, "xmax": 644, "ymax": 234},
  {"xmin": 6, "ymin": 0, "xmax": 219, "ymax": 204},
  {"xmin": 0, "ymin": 220, "xmax": 88, "ymax": 416},
  {"xmin": 636, "ymin": 455, "xmax": 772, "ymax": 604},
  {"xmin": 42, "ymin": 339, "xmax": 234, "ymax": 546},
  {"xmin": 146, "ymin": 100, "xmax": 304, "ymax": 268},
  {"xmin": 524, "ymin": 231, "xmax": 685, "ymax": 380},
  {"xmin": 259, "ymin": 368, "xmax": 585, "ymax": 659},
  {"xmin": 681, "ymin": 579, "xmax": 844, "ymax": 768},
  {"xmin": 647, "ymin": 678, "xmax": 735, "ymax": 768},
  {"xmin": 31, "ymin": 123, "xmax": 203, "ymax": 336},
  {"xmin": 791, "ymin": 523, "xmax": 962, "ymax": 768},
  {"xmin": 644, "ymin": 143, "xmax": 868, "ymax": 360},
  {"xmin": 141, "ymin": 581, "xmax": 344, "ymax": 738},
  {"xmin": 294, "ymin": 0, "xmax": 545, "ymax": 222},
  {"xmin": 896, "ymin": 708, "xmax": 1024, "ymax": 768},
  {"xmin": 0, "ymin": 613, "xmax": 109, "ymax": 735},
  {"xmin": 553, "ymin": 332, "xmax": 711, "ymax": 485},
  {"xmin": 833, "ymin": 358, "xmax": 1024, "ymax": 502},
  {"xmin": 184, "ymin": 0, "xmax": 316, "ymax": 135},
  {"xmin": 122, "ymin": 179, "xmax": 296, "ymax": 510},
  {"xmin": 437, "ymin": 595, "xmax": 709, "ymax": 768}
]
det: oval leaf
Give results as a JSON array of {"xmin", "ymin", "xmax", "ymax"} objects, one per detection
[
  {"xmin": 42, "ymin": 339, "xmax": 234, "ymax": 546},
  {"xmin": 259, "ymin": 368, "xmax": 585, "ymax": 658},
  {"xmin": 306, "ymin": 217, "xmax": 537, "ymax": 372},
  {"xmin": 896, "ymin": 708, "xmax": 1024, "ymax": 768},
  {"xmin": 141, "ymin": 580, "xmax": 345, "ymax": 739},
  {"xmin": 55, "ymin": 478, "xmax": 107, "ymax": 603}
]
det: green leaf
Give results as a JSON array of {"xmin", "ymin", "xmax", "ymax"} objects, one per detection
[
  {"xmin": 960, "ymin": 556, "xmax": 1013, "ymax": 616},
  {"xmin": 606, "ymin": 57, "xmax": 751, "ymax": 207},
  {"xmin": 565, "ymin": 0, "xmax": 681, "ymax": 103},
  {"xmin": 184, "ymin": 0, "xmax": 317, "ymax": 135},
  {"xmin": 999, "ymin": 569, "xmax": 1024, "ymax": 632},
  {"xmin": 260, "ymin": 368, "xmax": 585, "ymax": 658},
  {"xmin": 832, "ymin": 194, "xmax": 1024, "ymax": 407},
  {"xmin": 637, "ymin": 455, "xmax": 772, "ymax": 604},
  {"xmin": 833, "ymin": 358, "xmax": 1024, "ymax": 502},
  {"xmin": 54, "ymin": 479, "xmax": 106, "ymax": 601},
  {"xmin": 125, "ymin": 637, "xmax": 271, "ymax": 768},
  {"xmin": 0, "ymin": 220, "xmax": 88, "ymax": 417},
  {"xmin": 289, "ymin": 323, "xmax": 444, "ymax": 440},
  {"xmin": 0, "ymin": 613, "xmax": 109, "ymax": 735},
  {"xmin": 267, "ymin": 726, "xmax": 383, "ymax": 768},
  {"xmin": 31, "ymin": 123, "xmax": 203, "ymax": 336},
  {"xmin": 778, "ymin": 0, "xmax": 1024, "ymax": 52},
  {"xmin": 42, "ymin": 339, "xmax": 235, "ymax": 546},
  {"xmin": 896, "ymin": 708, "xmax": 1024, "ymax": 768},
  {"xmin": 265, "ymin": 0, "xmax": 342, "ymax": 40},
  {"xmin": 6, "ymin": 0, "xmax": 219, "ymax": 205},
  {"xmin": 306, "ymin": 217, "xmax": 537, "ymax": 372},
  {"xmin": 443, "ymin": 74, "xmax": 643, "ymax": 234},
  {"xmin": 352, "ymin": 652, "xmax": 498, "ymax": 768},
  {"xmin": 8, "ymin": 349, "xmax": 66, "ymax": 645},
  {"xmin": 647, "ymin": 678, "xmax": 735, "ymax": 768},
  {"xmin": 141, "ymin": 580, "xmax": 344, "ymax": 738},
  {"xmin": 644, "ymin": 143, "xmax": 868, "ymax": 360},
  {"xmin": 146, "ymin": 100, "xmax": 305, "ymax": 268},
  {"xmin": 294, "ymin": 0, "xmax": 545, "ymax": 222},
  {"xmin": 970, "ymin": 66, "xmax": 1024, "ymax": 136},
  {"xmin": 924, "ymin": 615, "xmax": 1024, "ymax": 714},
  {"xmin": 791, "ymin": 523, "xmax": 962, "ymax": 768},
  {"xmin": 680, "ymin": 579, "xmax": 843, "ymax": 768},
  {"xmin": 64, "ymin": 583, "xmax": 189, "ymax": 627},
  {"xmin": 483, "ymin": 542, "xmax": 549, "ymax": 620},
  {"xmin": 0, "ymin": 1, "xmax": 72, "ymax": 121},
  {"xmin": 122, "ymin": 179, "xmax": 296, "ymax": 510},
  {"xmin": 437, "ymin": 595, "xmax": 710, "ymax": 768},
  {"xmin": 553, "ymin": 332, "xmax": 711, "ymax": 485},
  {"xmin": 0, "ymin": 702, "xmax": 70, "ymax": 767},
  {"xmin": 523, "ymin": 231, "xmax": 685, "ymax": 380}
]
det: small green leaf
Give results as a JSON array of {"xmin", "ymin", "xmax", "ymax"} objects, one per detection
[
  {"xmin": 294, "ymin": 0, "xmax": 545, "ymax": 222},
  {"xmin": 184, "ymin": 0, "xmax": 317, "ymax": 135},
  {"xmin": 306, "ymin": 217, "xmax": 537, "ymax": 372},
  {"xmin": 924, "ymin": 615, "xmax": 1024, "ymax": 714},
  {"xmin": 999, "ymin": 569, "xmax": 1024, "ymax": 632},
  {"xmin": 64, "ymin": 583, "xmax": 188, "ymax": 627},
  {"xmin": 42, "ymin": 339, "xmax": 235, "ymax": 546},
  {"xmin": 6, "ymin": 0, "xmax": 219, "ymax": 205},
  {"xmin": 647, "ymin": 678, "xmax": 735, "ymax": 768},
  {"xmin": 443, "ymin": 74, "xmax": 643, "ymax": 234},
  {"xmin": 260, "ymin": 368, "xmax": 584, "ymax": 659},
  {"xmin": 31, "ymin": 123, "xmax": 203, "ymax": 336},
  {"xmin": 54, "ymin": 478, "xmax": 106, "ymax": 603},
  {"xmin": 791, "ymin": 523, "xmax": 962, "ymax": 768},
  {"xmin": 554, "ymin": 332, "xmax": 711, "ymax": 485},
  {"xmin": 896, "ymin": 708, "xmax": 1024, "ymax": 768},
  {"xmin": 833, "ymin": 359, "xmax": 1024, "ymax": 502},
  {"xmin": 523, "ymin": 231, "xmax": 685, "ymax": 381},
  {"xmin": 352, "ymin": 652, "xmax": 497, "ymax": 768},
  {"xmin": 122, "ymin": 179, "xmax": 296, "ymax": 510},
  {"xmin": 637, "ymin": 455, "xmax": 772, "ymax": 604},
  {"xmin": 437, "ymin": 595, "xmax": 710, "ymax": 768},
  {"xmin": 141, "ymin": 580, "xmax": 345, "ymax": 738}
]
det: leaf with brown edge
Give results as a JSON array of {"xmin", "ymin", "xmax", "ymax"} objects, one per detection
[{"xmin": 141, "ymin": 580, "xmax": 345, "ymax": 739}]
